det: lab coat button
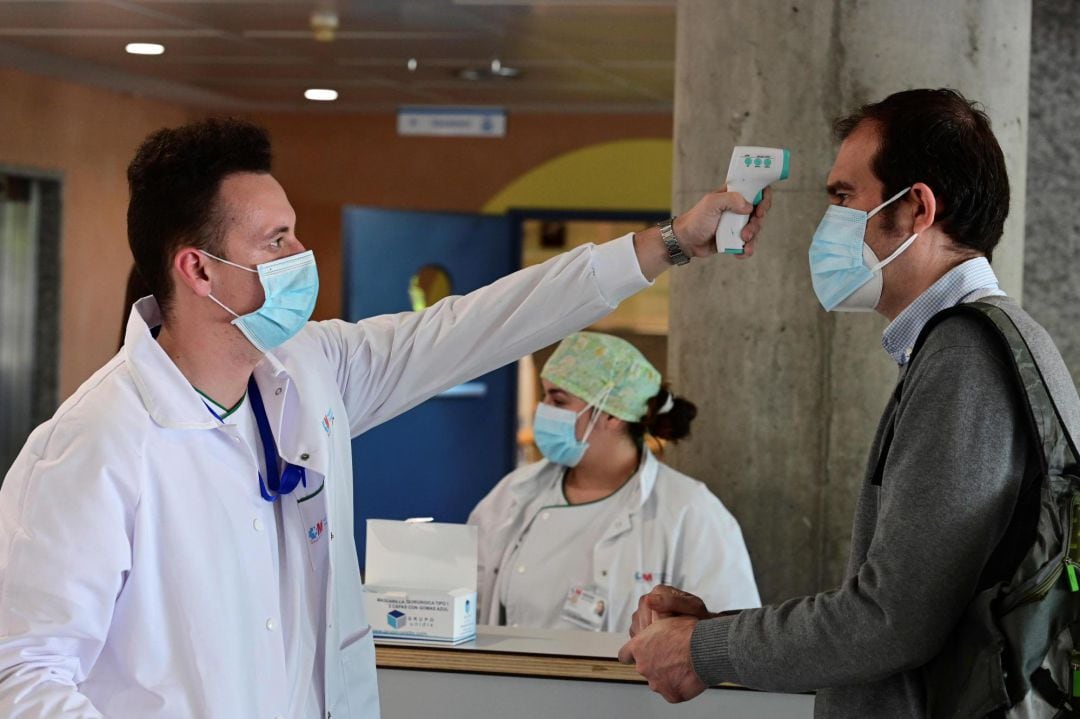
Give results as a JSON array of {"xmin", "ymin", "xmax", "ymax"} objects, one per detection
[
  {"xmin": 275, "ymin": 388, "xmax": 283, "ymax": 396},
  {"xmin": 253, "ymin": 518, "xmax": 263, "ymax": 532},
  {"xmin": 300, "ymin": 452, "xmax": 310, "ymax": 460},
  {"xmin": 516, "ymin": 565, "xmax": 526, "ymax": 574},
  {"xmin": 266, "ymin": 618, "xmax": 275, "ymax": 631},
  {"xmin": 601, "ymin": 570, "xmax": 608, "ymax": 577}
]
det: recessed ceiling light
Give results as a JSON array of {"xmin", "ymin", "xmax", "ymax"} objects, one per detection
[
  {"xmin": 455, "ymin": 61, "xmax": 521, "ymax": 81},
  {"xmin": 304, "ymin": 88, "xmax": 338, "ymax": 101},
  {"xmin": 407, "ymin": 58, "xmax": 419, "ymax": 72},
  {"xmin": 125, "ymin": 43, "xmax": 165, "ymax": 56}
]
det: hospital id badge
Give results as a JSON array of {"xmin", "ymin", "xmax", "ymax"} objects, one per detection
[{"xmin": 560, "ymin": 584, "xmax": 607, "ymax": 631}]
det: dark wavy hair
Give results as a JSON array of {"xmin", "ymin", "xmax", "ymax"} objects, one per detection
[
  {"xmin": 126, "ymin": 118, "xmax": 272, "ymax": 318},
  {"xmin": 834, "ymin": 88, "xmax": 1010, "ymax": 260}
]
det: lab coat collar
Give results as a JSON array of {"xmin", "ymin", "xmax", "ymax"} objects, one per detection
[
  {"xmin": 123, "ymin": 299, "xmax": 325, "ymax": 475},
  {"xmin": 508, "ymin": 446, "xmax": 660, "ymax": 510},
  {"xmin": 124, "ymin": 297, "xmax": 220, "ymax": 431}
]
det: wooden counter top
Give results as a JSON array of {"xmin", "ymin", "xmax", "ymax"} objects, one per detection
[{"xmin": 375, "ymin": 625, "xmax": 695, "ymax": 685}]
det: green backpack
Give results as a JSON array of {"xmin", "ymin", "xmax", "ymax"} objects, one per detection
[{"xmin": 911, "ymin": 300, "xmax": 1080, "ymax": 718}]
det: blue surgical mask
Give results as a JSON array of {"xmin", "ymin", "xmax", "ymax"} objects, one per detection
[
  {"xmin": 202, "ymin": 250, "xmax": 319, "ymax": 352},
  {"xmin": 533, "ymin": 389, "xmax": 611, "ymax": 467},
  {"xmin": 809, "ymin": 187, "xmax": 917, "ymax": 312}
]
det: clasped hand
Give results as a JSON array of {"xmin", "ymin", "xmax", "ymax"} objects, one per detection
[{"xmin": 617, "ymin": 585, "xmax": 717, "ymax": 703}]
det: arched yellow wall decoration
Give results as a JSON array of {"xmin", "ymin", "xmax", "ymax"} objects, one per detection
[{"xmin": 481, "ymin": 138, "xmax": 673, "ymax": 215}]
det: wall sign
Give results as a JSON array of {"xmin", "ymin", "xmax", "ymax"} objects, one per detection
[{"xmin": 397, "ymin": 107, "xmax": 506, "ymax": 138}]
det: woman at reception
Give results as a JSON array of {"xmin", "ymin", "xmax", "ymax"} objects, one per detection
[{"xmin": 469, "ymin": 332, "xmax": 760, "ymax": 632}]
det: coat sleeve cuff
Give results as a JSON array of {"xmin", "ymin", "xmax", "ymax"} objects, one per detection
[
  {"xmin": 691, "ymin": 614, "xmax": 740, "ymax": 686},
  {"xmin": 590, "ymin": 233, "xmax": 652, "ymax": 308}
]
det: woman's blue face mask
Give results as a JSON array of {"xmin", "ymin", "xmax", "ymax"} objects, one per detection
[
  {"xmin": 202, "ymin": 249, "xmax": 319, "ymax": 353},
  {"xmin": 532, "ymin": 386, "xmax": 613, "ymax": 467}
]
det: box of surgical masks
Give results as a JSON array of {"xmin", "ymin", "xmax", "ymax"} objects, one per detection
[{"xmin": 363, "ymin": 519, "xmax": 478, "ymax": 645}]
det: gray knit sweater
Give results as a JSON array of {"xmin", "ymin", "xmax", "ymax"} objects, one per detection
[{"xmin": 691, "ymin": 297, "xmax": 1079, "ymax": 718}]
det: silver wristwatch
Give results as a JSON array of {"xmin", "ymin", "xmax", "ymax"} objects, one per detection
[{"xmin": 659, "ymin": 218, "xmax": 690, "ymax": 266}]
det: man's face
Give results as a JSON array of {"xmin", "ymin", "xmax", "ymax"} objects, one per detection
[
  {"xmin": 208, "ymin": 172, "xmax": 305, "ymax": 316},
  {"xmin": 825, "ymin": 121, "xmax": 907, "ymax": 264}
]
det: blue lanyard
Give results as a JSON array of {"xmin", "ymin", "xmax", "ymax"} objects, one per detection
[
  {"xmin": 247, "ymin": 376, "xmax": 307, "ymax": 502},
  {"xmin": 202, "ymin": 377, "xmax": 306, "ymax": 502}
]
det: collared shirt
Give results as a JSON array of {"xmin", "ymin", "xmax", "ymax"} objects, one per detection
[{"xmin": 882, "ymin": 257, "xmax": 1005, "ymax": 365}]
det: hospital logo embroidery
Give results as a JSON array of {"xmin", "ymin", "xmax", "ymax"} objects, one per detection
[
  {"xmin": 321, "ymin": 408, "xmax": 335, "ymax": 435},
  {"xmin": 308, "ymin": 516, "xmax": 329, "ymax": 544}
]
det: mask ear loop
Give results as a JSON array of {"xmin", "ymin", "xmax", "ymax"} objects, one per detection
[
  {"xmin": 200, "ymin": 250, "xmax": 254, "ymax": 319},
  {"xmin": 866, "ymin": 186, "xmax": 912, "ymax": 219},
  {"xmin": 870, "ymin": 232, "xmax": 919, "ymax": 272},
  {"xmin": 865, "ymin": 185, "xmax": 917, "ymax": 273},
  {"xmin": 578, "ymin": 382, "xmax": 616, "ymax": 443},
  {"xmin": 200, "ymin": 250, "xmax": 258, "ymax": 273},
  {"xmin": 206, "ymin": 293, "xmax": 241, "ymax": 319}
]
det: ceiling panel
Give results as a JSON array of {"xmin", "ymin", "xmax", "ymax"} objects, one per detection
[
  {"xmin": 0, "ymin": 0, "xmax": 675, "ymax": 113},
  {"xmin": 0, "ymin": 1, "xmax": 183, "ymax": 30}
]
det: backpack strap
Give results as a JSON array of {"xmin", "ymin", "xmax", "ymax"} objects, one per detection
[
  {"xmin": 871, "ymin": 301, "xmax": 1079, "ymax": 487},
  {"xmin": 947, "ymin": 302, "xmax": 1079, "ymax": 470}
]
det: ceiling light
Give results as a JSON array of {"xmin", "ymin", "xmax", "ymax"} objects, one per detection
[
  {"xmin": 455, "ymin": 60, "xmax": 522, "ymax": 81},
  {"xmin": 304, "ymin": 88, "xmax": 338, "ymax": 101},
  {"xmin": 310, "ymin": 9, "xmax": 339, "ymax": 42},
  {"xmin": 125, "ymin": 43, "xmax": 165, "ymax": 56},
  {"xmin": 407, "ymin": 58, "xmax": 419, "ymax": 72}
]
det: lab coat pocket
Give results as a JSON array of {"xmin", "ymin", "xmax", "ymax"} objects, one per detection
[
  {"xmin": 340, "ymin": 624, "xmax": 372, "ymax": 651},
  {"xmin": 339, "ymin": 624, "xmax": 379, "ymax": 719}
]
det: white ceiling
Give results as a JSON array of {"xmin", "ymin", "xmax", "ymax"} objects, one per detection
[{"xmin": 0, "ymin": 0, "xmax": 676, "ymax": 113}]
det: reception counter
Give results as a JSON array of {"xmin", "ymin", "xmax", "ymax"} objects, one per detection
[{"xmin": 375, "ymin": 625, "xmax": 814, "ymax": 718}]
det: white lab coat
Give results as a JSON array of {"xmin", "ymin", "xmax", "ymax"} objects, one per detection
[
  {"xmin": 0, "ymin": 237, "xmax": 647, "ymax": 718},
  {"xmin": 469, "ymin": 448, "xmax": 761, "ymax": 632}
]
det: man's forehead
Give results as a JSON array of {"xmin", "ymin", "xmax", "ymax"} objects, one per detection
[
  {"xmin": 827, "ymin": 122, "xmax": 881, "ymax": 188},
  {"xmin": 218, "ymin": 172, "xmax": 294, "ymax": 227}
]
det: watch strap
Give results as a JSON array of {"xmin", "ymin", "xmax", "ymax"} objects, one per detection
[{"xmin": 659, "ymin": 218, "xmax": 690, "ymax": 266}]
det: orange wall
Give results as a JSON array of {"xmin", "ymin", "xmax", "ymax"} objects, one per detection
[
  {"xmin": 0, "ymin": 67, "xmax": 194, "ymax": 399},
  {"xmin": 0, "ymin": 66, "xmax": 671, "ymax": 400}
]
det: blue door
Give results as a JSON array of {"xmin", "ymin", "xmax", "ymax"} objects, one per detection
[{"xmin": 342, "ymin": 208, "xmax": 517, "ymax": 571}]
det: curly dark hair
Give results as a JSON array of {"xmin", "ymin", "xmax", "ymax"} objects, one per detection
[
  {"xmin": 126, "ymin": 117, "xmax": 272, "ymax": 317},
  {"xmin": 834, "ymin": 88, "xmax": 1010, "ymax": 260}
]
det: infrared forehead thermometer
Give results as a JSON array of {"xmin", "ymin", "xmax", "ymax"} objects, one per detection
[{"xmin": 716, "ymin": 146, "xmax": 790, "ymax": 254}]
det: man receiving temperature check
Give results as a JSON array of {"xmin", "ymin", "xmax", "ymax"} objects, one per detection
[{"xmin": 0, "ymin": 118, "xmax": 775, "ymax": 719}]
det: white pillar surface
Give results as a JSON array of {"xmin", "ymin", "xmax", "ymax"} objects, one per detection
[{"xmin": 669, "ymin": 0, "xmax": 1030, "ymax": 602}]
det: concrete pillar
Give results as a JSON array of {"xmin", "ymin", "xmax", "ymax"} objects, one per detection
[
  {"xmin": 668, "ymin": 0, "xmax": 1030, "ymax": 603},
  {"xmin": 1026, "ymin": 0, "xmax": 1080, "ymax": 388}
]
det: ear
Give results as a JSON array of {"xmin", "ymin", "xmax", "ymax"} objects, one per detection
[
  {"xmin": 908, "ymin": 182, "xmax": 938, "ymax": 235},
  {"xmin": 172, "ymin": 247, "xmax": 214, "ymax": 298}
]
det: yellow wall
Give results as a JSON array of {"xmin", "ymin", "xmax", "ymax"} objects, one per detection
[{"xmin": 482, "ymin": 139, "xmax": 672, "ymax": 214}]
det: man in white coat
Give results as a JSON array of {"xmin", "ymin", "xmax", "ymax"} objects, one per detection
[{"xmin": 0, "ymin": 118, "xmax": 770, "ymax": 718}]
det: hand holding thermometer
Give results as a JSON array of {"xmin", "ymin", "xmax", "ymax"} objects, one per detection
[{"xmin": 715, "ymin": 146, "xmax": 790, "ymax": 254}]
